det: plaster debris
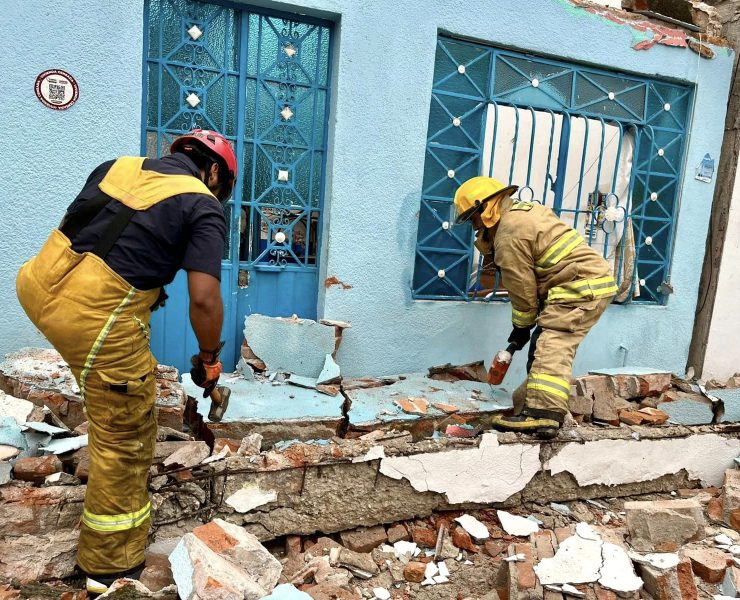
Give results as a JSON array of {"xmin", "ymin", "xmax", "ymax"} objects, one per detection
[
  {"xmin": 628, "ymin": 551, "xmax": 681, "ymax": 570},
  {"xmin": 373, "ymin": 587, "xmax": 391, "ymax": 600},
  {"xmin": 454, "ymin": 514, "xmax": 490, "ymax": 540},
  {"xmin": 317, "ymin": 354, "xmax": 341, "ymax": 385},
  {"xmin": 599, "ymin": 542, "xmax": 643, "ymax": 593},
  {"xmin": 261, "ymin": 584, "xmax": 313, "ymax": 599},
  {"xmin": 534, "ymin": 524, "xmax": 603, "ymax": 584},
  {"xmin": 22, "ymin": 421, "xmax": 67, "ymax": 435},
  {"xmin": 162, "ymin": 441, "xmax": 210, "ymax": 468},
  {"xmin": 498, "ymin": 510, "xmax": 540, "ymax": 536},
  {"xmin": 380, "ymin": 433, "xmax": 540, "ymax": 504},
  {"xmin": 244, "ymin": 314, "xmax": 336, "ymax": 378},
  {"xmin": 504, "ymin": 553, "xmax": 526, "ymax": 562},
  {"xmin": 548, "ymin": 433, "xmax": 740, "ymax": 487},
  {"xmin": 550, "ymin": 502, "xmax": 572, "ymax": 516},
  {"xmin": 225, "ymin": 484, "xmax": 278, "ymax": 513},
  {"xmin": 40, "ymin": 434, "xmax": 87, "ymax": 454},
  {"xmin": 717, "ymin": 534, "xmax": 735, "ymax": 546},
  {"xmin": 351, "ymin": 445, "xmax": 386, "ymax": 463},
  {"xmin": 0, "ymin": 463, "xmax": 11, "ymax": 485},
  {"xmin": 0, "ymin": 417, "xmax": 26, "ymax": 452},
  {"xmin": 0, "ymin": 393, "xmax": 35, "ymax": 425},
  {"xmin": 393, "ymin": 541, "xmax": 420, "ymax": 563}
]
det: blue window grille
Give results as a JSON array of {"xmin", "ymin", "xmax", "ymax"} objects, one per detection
[
  {"xmin": 413, "ymin": 36, "xmax": 693, "ymax": 304},
  {"xmin": 143, "ymin": 0, "xmax": 332, "ymax": 371}
]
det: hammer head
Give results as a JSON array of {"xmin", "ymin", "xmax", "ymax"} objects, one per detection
[{"xmin": 207, "ymin": 385, "xmax": 231, "ymax": 422}]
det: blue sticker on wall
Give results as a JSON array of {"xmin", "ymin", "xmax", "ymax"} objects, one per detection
[{"xmin": 695, "ymin": 153, "xmax": 715, "ymax": 183}]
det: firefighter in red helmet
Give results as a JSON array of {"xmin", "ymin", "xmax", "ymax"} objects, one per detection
[{"xmin": 16, "ymin": 129, "xmax": 237, "ymax": 597}]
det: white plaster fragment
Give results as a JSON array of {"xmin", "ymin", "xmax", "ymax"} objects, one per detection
[
  {"xmin": 716, "ymin": 534, "xmax": 734, "ymax": 546},
  {"xmin": 547, "ymin": 434, "xmax": 740, "ymax": 487},
  {"xmin": 498, "ymin": 510, "xmax": 539, "ymax": 536},
  {"xmin": 421, "ymin": 578, "xmax": 435, "ymax": 586},
  {"xmin": 561, "ymin": 583, "xmax": 586, "ymax": 597},
  {"xmin": 424, "ymin": 562, "xmax": 438, "ymax": 579},
  {"xmin": 504, "ymin": 554, "xmax": 526, "ymax": 562},
  {"xmin": 225, "ymin": 484, "xmax": 277, "ymax": 513},
  {"xmin": 393, "ymin": 541, "xmax": 418, "ymax": 562},
  {"xmin": 352, "ymin": 445, "xmax": 386, "ymax": 463},
  {"xmin": 628, "ymin": 551, "xmax": 680, "ymax": 570},
  {"xmin": 575, "ymin": 522, "xmax": 600, "ymax": 541},
  {"xmin": 534, "ymin": 527, "xmax": 602, "ymax": 585},
  {"xmin": 454, "ymin": 515, "xmax": 489, "ymax": 540},
  {"xmin": 373, "ymin": 588, "xmax": 390, "ymax": 600},
  {"xmin": 201, "ymin": 446, "xmax": 231, "ymax": 464},
  {"xmin": 379, "ymin": 433, "xmax": 540, "ymax": 504},
  {"xmin": 599, "ymin": 542, "xmax": 643, "ymax": 593},
  {"xmin": 41, "ymin": 434, "xmax": 88, "ymax": 454},
  {"xmin": 433, "ymin": 575, "xmax": 449, "ymax": 584},
  {"xmin": 438, "ymin": 561, "xmax": 449, "ymax": 578},
  {"xmin": 317, "ymin": 354, "xmax": 341, "ymax": 385},
  {"xmin": 0, "ymin": 392, "xmax": 34, "ymax": 425}
]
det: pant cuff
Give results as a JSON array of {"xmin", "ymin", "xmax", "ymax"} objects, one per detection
[{"xmin": 523, "ymin": 407, "xmax": 565, "ymax": 423}]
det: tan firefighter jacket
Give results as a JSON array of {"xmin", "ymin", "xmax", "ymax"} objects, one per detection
[{"xmin": 492, "ymin": 196, "xmax": 617, "ymax": 328}]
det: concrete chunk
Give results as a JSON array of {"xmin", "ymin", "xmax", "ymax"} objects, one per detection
[
  {"xmin": 162, "ymin": 441, "xmax": 210, "ymax": 469},
  {"xmin": 723, "ymin": 469, "xmax": 740, "ymax": 530},
  {"xmin": 625, "ymin": 499, "xmax": 705, "ymax": 552},
  {"xmin": 244, "ymin": 315, "xmax": 336, "ymax": 378}
]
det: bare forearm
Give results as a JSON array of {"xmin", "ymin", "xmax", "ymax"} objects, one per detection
[{"xmin": 187, "ymin": 271, "xmax": 223, "ymax": 352}]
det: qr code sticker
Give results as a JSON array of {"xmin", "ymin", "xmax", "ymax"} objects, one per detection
[{"xmin": 48, "ymin": 83, "xmax": 66, "ymax": 103}]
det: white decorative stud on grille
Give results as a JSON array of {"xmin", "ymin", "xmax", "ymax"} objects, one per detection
[
  {"xmin": 604, "ymin": 206, "xmax": 622, "ymax": 222},
  {"xmin": 650, "ymin": 192, "xmax": 658, "ymax": 201},
  {"xmin": 645, "ymin": 236, "xmax": 653, "ymax": 246},
  {"xmin": 639, "ymin": 278, "xmax": 646, "ymax": 287},
  {"xmin": 531, "ymin": 78, "xmax": 539, "ymax": 88},
  {"xmin": 186, "ymin": 93, "xmax": 201, "ymax": 108},
  {"xmin": 442, "ymin": 221, "xmax": 450, "ymax": 230},
  {"xmin": 452, "ymin": 117, "xmax": 461, "ymax": 127},
  {"xmin": 280, "ymin": 105, "xmax": 294, "ymax": 121},
  {"xmin": 187, "ymin": 25, "xmax": 203, "ymax": 41},
  {"xmin": 278, "ymin": 169, "xmax": 289, "ymax": 182},
  {"xmin": 283, "ymin": 43, "xmax": 297, "ymax": 58},
  {"xmin": 657, "ymin": 148, "xmax": 665, "ymax": 157},
  {"xmin": 608, "ymin": 92, "xmax": 615, "ymax": 101},
  {"xmin": 437, "ymin": 269, "xmax": 446, "ymax": 278},
  {"xmin": 458, "ymin": 65, "xmax": 466, "ymax": 74},
  {"xmin": 664, "ymin": 103, "xmax": 671, "ymax": 111},
  {"xmin": 275, "ymin": 232, "xmax": 287, "ymax": 244},
  {"xmin": 447, "ymin": 169, "xmax": 455, "ymax": 178}
]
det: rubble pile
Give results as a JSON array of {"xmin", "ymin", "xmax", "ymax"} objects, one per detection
[{"xmin": 0, "ymin": 324, "xmax": 739, "ymax": 598}]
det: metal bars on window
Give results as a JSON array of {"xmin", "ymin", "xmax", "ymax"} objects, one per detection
[{"xmin": 413, "ymin": 36, "xmax": 692, "ymax": 304}]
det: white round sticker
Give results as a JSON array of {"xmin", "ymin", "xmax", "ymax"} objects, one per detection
[{"xmin": 35, "ymin": 69, "xmax": 79, "ymax": 111}]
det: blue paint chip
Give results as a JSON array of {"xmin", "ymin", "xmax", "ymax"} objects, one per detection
[
  {"xmin": 589, "ymin": 367, "xmax": 672, "ymax": 376},
  {"xmin": 706, "ymin": 388, "xmax": 740, "ymax": 423}
]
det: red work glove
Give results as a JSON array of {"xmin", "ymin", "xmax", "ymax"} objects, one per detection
[{"xmin": 190, "ymin": 354, "xmax": 223, "ymax": 398}]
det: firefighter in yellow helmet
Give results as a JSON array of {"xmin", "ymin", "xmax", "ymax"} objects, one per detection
[{"xmin": 454, "ymin": 177, "xmax": 617, "ymax": 438}]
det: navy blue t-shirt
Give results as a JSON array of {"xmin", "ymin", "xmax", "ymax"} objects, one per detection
[{"xmin": 66, "ymin": 153, "xmax": 227, "ymax": 290}]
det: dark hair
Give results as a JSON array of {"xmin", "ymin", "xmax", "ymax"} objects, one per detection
[{"xmin": 178, "ymin": 142, "xmax": 227, "ymax": 185}]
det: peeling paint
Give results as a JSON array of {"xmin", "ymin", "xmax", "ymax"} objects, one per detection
[
  {"xmin": 379, "ymin": 433, "xmax": 541, "ymax": 504},
  {"xmin": 547, "ymin": 433, "xmax": 740, "ymax": 487}
]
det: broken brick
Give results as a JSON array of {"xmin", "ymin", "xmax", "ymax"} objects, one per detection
[
  {"xmin": 213, "ymin": 438, "xmax": 242, "ymax": 455},
  {"xmin": 403, "ymin": 561, "xmax": 426, "ymax": 583},
  {"xmin": 339, "ymin": 526, "xmax": 387, "ymax": 554},
  {"xmin": 637, "ymin": 372, "xmax": 672, "ymax": 397},
  {"xmin": 514, "ymin": 542, "xmax": 536, "ymax": 590},
  {"xmin": 723, "ymin": 469, "xmax": 740, "ymax": 530},
  {"xmin": 386, "ymin": 524, "xmax": 408, "ymax": 544},
  {"xmin": 12, "ymin": 455, "xmax": 62, "ymax": 483},
  {"xmin": 285, "ymin": 535, "xmax": 302, "ymax": 558},
  {"xmin": 619, "ymin": 409, "xmax": 646, "ymax": 425},
  {"xmin": 410, "ymin": 526, "xmax": 437, "ymax": 549},
  {"xmin": 639, "ymin": 558, "xmax": 698, "ymax": 600},
  {"xmin": 432, "ymin": 402, "xmax": 459, "ymax": 414},
  {"xmin": 394, "ymin": 397, "xmax": 428, "ymax": 415},
  {"xmin": 532, "ymin": 530, "xmax": 556, "ymax": 560},
  {"xmin": 707, "ymin": 497, "xmax": 724, "ymax": 522},
  {"xmin": 682, "ymin": 546, "xmax": 728, "ymax": 583},
  {"xmin": 451, "ymin": 526, "xmax": 479, "ymax": 553},
  {"xmin": 637, "ymin": 406, "xmax": 669, "ymax": 425},
  {"xmin": 485, "ymin": 540, "xmax": 507, "ymax": 558},
  {"xmin": 428, "ymin": 361, "xmax": 487, "ymax": 383}
]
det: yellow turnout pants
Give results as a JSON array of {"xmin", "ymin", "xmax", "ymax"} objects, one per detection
[
  {"xmin": 16, "ymin": 230, "xmax": 159, "ymax": 575},
  {"xmin": 512, "ymin": 296, "xmax": 612, "ymax": 418}
]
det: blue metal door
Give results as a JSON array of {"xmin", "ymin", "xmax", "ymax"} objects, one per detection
[{"xmin": 143, "ymin": 0, "xmax": 333, "ymax": 373}]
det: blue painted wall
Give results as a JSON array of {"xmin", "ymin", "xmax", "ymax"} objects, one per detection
[
  {"xmin": 0, "ymin": 0, "xmax": 145, "ymax": 354},
  {"xmin": 2, "ymin": 0, "xmax": 733, "ymax": 382}
]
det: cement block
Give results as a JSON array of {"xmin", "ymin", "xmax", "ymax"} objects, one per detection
[
  {"xmin": 625, "ymin": 499, "xmax": 705, "ymax": 552},
  {"xmin": 244, "ymin": 315, "xmax": 336, "ymax": 378}
]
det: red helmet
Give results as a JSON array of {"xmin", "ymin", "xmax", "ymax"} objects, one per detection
[{"xmin": 171, "ymin": 129, "xmax": 237, "ymax": 201}]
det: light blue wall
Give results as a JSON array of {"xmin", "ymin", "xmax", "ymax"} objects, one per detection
[
  {"xmin": 0, "ymin": 0, "xmax": 145, "ymax": 354},
  {"xmin": 1, "ymin": 0, "xmax": 733, "ymax": 382}
]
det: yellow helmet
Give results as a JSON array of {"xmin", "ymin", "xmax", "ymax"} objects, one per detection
[{"xmin": 453, "ymin": 177, "xmax": 518, "ymax": 225}]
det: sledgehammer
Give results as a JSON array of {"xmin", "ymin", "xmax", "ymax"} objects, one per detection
[{"xmin": 207, "ymin": 385, "xmax": 231, "ymax": 422}]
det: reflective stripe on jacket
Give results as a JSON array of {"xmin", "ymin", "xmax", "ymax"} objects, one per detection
[{"xmin": 493, "ymin": 197, "xmax": 616, "ymax": 328}]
